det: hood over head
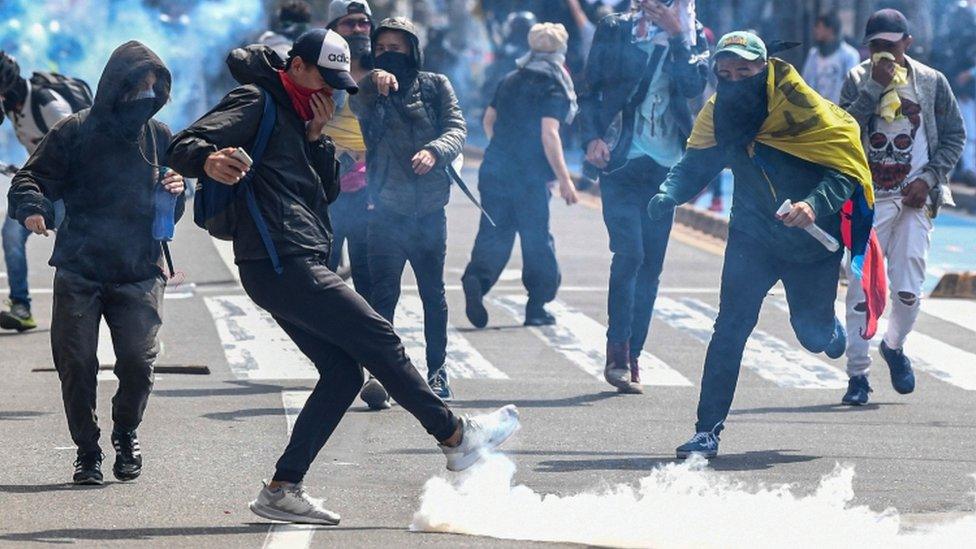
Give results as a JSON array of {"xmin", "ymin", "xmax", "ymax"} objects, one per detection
[
  {"xmin": 372, "ymin": 17, "xmax": 422, "ymax": 69},
  {"xmin": 226, "ymin": 44, "xmax": 292, "ymax": 106},
  {"xmin": 92, "ymin": 41, "xmax": 171, "ymax": 120}
]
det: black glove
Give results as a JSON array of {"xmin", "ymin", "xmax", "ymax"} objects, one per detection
[{"xmin": 647, "ymin": 193, "xmax": 677, "ymax": 220}]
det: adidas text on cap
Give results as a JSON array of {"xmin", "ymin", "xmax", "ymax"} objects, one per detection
[{"xmin": 289, "ymin": 28, "xmax": 359, "ymax": 94}]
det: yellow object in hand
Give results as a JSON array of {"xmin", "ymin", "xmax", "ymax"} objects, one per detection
[{"xmin": 873, "ymin": 52, "xmax": 908, "ymax": 122}]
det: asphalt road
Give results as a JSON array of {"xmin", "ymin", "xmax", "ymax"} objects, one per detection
[{"xmin": 1, "ymin": 167, "xmax": 975, "ymax": 548}]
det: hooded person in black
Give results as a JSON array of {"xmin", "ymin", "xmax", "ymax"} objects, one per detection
[
  {"xmin": 7, "ymin": 41, "xmax": 186, "ymax": 485},
  {"xmin": 167, "ymin": 29, "xmax": 516, "ymax": 526}
]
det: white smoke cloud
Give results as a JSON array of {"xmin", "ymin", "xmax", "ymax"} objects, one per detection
[{"xmin": 411, "ymin": 453, "xmax": 976, "ymax": 548}]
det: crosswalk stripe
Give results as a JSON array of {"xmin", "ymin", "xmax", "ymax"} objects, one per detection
[
  {"xmin": 204, "ymin": 295, "xmax": 319, "ymax": 380},
  {"xmin": 832, "ymin": 301, "xmax": 976, "ymax": 391},
  {"xmin": 921, "ymin": 299, "xmax": 976, "ymax": 333},
  {"xmin": 263, "ymin": 391, "xmax": 316, "ymax": 549},
  {"xmin": 491, "ymin": 294, "xmax": 692, "ymax": 387},
  {"xmin": 654, "ymin": 297, "xmax": 848, "ymax": 389},
  {"xmin": 394, "ymin": 295, "xmax": 509, "ymax": 380}
]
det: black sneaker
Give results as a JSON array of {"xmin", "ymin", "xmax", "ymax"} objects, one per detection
[
  {"xmin": 524, "ymin": 300, "xmax": 556, "ymax": 327},
  {"xmin": 0, "ymin": 300, "xmax": 37, "ymax": 332},
  {"xmin": 360, "ymin": 377, "xmax": 392, "ymax": 410},
  {"xmin": 462, "ymin": 276, "xmax": 488, "ymax": 329},
  {"xmin": 841, "ymin": 375, "xmax": 872, "ymax": 406},
  {"xmin": 428, "ymin": 367, "xmax": 454, "ymax": 401},
  {"xmin": 880, "ymin": 340, "xmax": 915, "ymax": 395},
  {"xmin": 112, "ymin": 430, "xmax": 143, "ymax": 481},
  {"xmin": 73, "ymin": 451, "xmax": 104, "ymax": 485}
]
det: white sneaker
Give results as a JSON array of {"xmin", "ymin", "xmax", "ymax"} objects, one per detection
[
  {"xmin": 440, "ymin": 405, "xmax": 520, "ymax": 472},
  {"xmin": 248, "ymin": 481, "xmax": 341, "ymax": 525}
]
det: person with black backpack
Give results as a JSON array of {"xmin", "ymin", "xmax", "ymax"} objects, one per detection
[
  {"xmin": 7, "ymin": 41, "xmax": 186, "ymax": 485},
  {"xmin": 167, "ymin": 28, "xmax": 516, "ymax": 525},
  {"xmin": 0, "ymin": 51, "xmax": 92, "ymax": 332},
  {"xmin": 351, "ymin": 17, "xmax": 467, "ymax": 403}
]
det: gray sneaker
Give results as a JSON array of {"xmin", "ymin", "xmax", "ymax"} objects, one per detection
[
  {"xmin": 440, "ymin": 405, "xmax": 520, "ymax": 472},
  {"xmin": 248, "ymin": 481, "xmax": 340, "ymax": 525}
]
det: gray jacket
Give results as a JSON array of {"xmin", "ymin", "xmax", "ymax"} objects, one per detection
[
  {"xmin": 350, "ymin": 70, "xmax": 466, "ymax": 217},
  {"xmin": 840, "ymin": 56, "xmax": 965, "ymax": 216}
]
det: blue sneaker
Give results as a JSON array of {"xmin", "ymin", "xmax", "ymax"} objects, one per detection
[
  {"xmin": 676, "ymin": 430, "xmax": 720, "ymax": 459},
  {"xmin": 841, "ymin": 375, "xmax": 872, "ymax": 406},
  {"xmin": 428, "ymin": 367, "xmax": 453, "ymax": 402},
  {"xmin": 880, "ymin": 340, "xmax": 915, "ymax": 394},
  {"xmin": 824, "ymin": 317, "xmax": 847, "ymax": 360}
]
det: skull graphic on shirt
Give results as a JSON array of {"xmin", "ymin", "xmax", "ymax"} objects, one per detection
[{"xmin": 867, "ymin": 97, "xmax": 922, "ymax": 191}]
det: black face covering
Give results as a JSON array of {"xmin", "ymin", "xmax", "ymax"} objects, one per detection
[
  {"xmin": 714, "ymin": 67, "xmax": 769, "ymax": 151},
  {"xmin": 114, "ymin": 97, "xmax": 155, "ymax": 140},
  {"xmin": 374, "ymin": 51, "xmax": 417, "ymax": 89},
  {"xmin": 347, "ymin": 34, "xmax": 373, "ymax": 68}
]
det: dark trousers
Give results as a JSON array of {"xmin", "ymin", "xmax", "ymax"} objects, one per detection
[
  {"xmin": 696, "ymin": 229, "xmax": 842, "ymax": 433},
  {"xmin": 327, "ymin": 188, "xmax": 372, "ymax": 301},
  {"xmin": 462, "ymin": 179, "xmax": 561, "ymax": 304},
  {"xmin": 367, "ymin": 208, "xmax": 448, "ymax": 373},
  {"xmin": 239, "ymin": 255, "xmax": 457, "ymax": 483},
  {"xmin": 600, "ymin": 156, "xmax": 674, "ymax": 356},
  {"xmin": 51, "ymin": 269, "xmax": 164, "ymax": 455}
]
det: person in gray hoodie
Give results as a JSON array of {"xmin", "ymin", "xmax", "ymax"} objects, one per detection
[
  {"xmin": 350, "ymin": 16, "xmax": 466, "ymax": 401},
  {"xmin": 839, "ymin": 9, "xmax": 965, "ymax": 406}
]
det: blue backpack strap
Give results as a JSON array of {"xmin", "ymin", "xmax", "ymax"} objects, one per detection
[{"xmin": 241, "ymin": 89, "xmax": 283, "ymax": 274}]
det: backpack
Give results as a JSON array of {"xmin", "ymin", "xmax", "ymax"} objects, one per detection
[
  {"xmin": 193, "ymin": 88, "xmax": 283, "ymax": 274},
  {"xmin": 29, "ymin": 71, "xmax": 93, "ymax": 134}
]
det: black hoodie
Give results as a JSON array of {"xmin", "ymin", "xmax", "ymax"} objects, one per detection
[
  {"xmin": 8, "ymin": 41, "xmax": 183, "ymax": 284},
  {"xmin": 167, "ymin": 45, "xmax": 339, "ymax": 264}
]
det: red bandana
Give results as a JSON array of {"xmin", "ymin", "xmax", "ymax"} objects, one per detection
[{"xmin": 278, "ymin": 70, "xmax": 326, "ymax": 121}]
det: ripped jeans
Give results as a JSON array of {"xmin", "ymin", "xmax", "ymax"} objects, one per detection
[{"xmin": 844, "ymin": 198, "xmax": 932, "ymax": 376}]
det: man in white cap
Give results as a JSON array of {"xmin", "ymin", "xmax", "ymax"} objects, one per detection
[
  {"xmin": 169, "ymin": 28, "xmax": 517, "ymax": 525},
  {"xmin": 462, "ymin": 22, "xmax": 579, "ymax": 329}
]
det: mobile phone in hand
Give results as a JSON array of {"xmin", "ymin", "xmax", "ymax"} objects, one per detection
[{"xmin": 231, "ymin": 147, "xmax": 253, "ymax": 168}]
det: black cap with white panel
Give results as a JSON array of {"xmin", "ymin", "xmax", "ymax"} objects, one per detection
[{"xmin": 289, "ymin": 28, "xmax": 359, "ymax": 94}]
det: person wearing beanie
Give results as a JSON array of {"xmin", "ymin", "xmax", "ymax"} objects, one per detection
[
  {"xmin": 350, "ymin": 17, "xmax": 467, "ymax": 402},
  {"xmin": 461, "ymin": 22, "xmax": 579, "ymax": 330},
  {"xmin": 257, "ymin": 1, "xmax": 314, "ymax": 62}
]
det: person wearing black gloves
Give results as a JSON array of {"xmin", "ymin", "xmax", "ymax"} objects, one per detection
[
  {"xmin": 350, "ymin": 17, "xmax": 467, "ymax": 401},
  {"xmin": 7, "ymin": 41, "xmax": 186, "ymax": 485},
  {"xmin": 168, "ymin": 28, "xmax": 514, "ymax": 526}
]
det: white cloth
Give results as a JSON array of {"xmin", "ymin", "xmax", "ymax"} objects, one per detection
[
  {"xmin": 844, "ymin": 198, "xmax": 933, "ymax": 376},
  {"xmin": 4, "ymin": 82, "xmax": 73, "ymax": 154},
  {"xmin": 800, "ymin": 42, "xmax": 860, "ymax": 105},
  {"xmin": 863, "ymin": 72, "xmax": 930, "ymax": 200}
]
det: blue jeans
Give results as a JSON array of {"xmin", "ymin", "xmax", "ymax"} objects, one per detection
[
  {"xmin": 2, "ymin": 200, "xmax": 65, "ymax": 305},
  {"xmin": 462, "ymin": 178, "xmax": 560, "ymax": 304},
  {"xmin": 367, "ymin": 208, "xmax": 448, "ymax": 372},
  {"xmin": 695, "ymin": 229, "xmax": 842, "ymax": 434},
  {"xmin": 600, "ymin": 156, "xmax": 674, "ymax": 356},
  {"xmin": 327, "ymin": 188, "xmax": 371, "ymax": 302}
]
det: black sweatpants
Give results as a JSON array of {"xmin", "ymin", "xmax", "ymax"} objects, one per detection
[
  {"xmin": 51, "ymin": 269, "xmax": 164, "ymax": 455},
  {"xmin": 238, "ymin": 254, "xmax": 458, "ymax": 483},
  {"xmin": 462, "ymin": 178, "xmax": 561, "ymax": 305}
]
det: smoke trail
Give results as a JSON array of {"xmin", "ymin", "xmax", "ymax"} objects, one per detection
[
  {"xmin": 411, "ymin": 453, "xmax": 976, "ymax": 548},
  {"xmin": 0, "ymin": 0, "xmax": 265, "ymax": 140}
]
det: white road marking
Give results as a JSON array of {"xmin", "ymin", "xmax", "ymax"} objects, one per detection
[
  {"xmin": 921, "ymin": 299, "xmax": 976, "ymax": 333},
  {"xmin": 395, "ymin": 295, "xmax": 508, "ymax": 379},
  {"xmin": 654, "ymin": 297, "xmax": 848, "ymax": 389},
  {"xmin": 491, "ymin": 295, "xmax": 692, "ymax": 387},
  {"xmin": 204, "ymin": 295, "xmax": 318, "ymax": 380},
  {"xmin": 263, "ymin": 391, "xmax": 316, "ymax": 549},
  {"xmin": 834, "ymin": 301, "xmax": 976, "ymax": 391}
]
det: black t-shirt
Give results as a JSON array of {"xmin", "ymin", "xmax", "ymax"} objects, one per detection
[{"xmin": 480, "ymin": 69, "xmax": 571, "ymax": 188}]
